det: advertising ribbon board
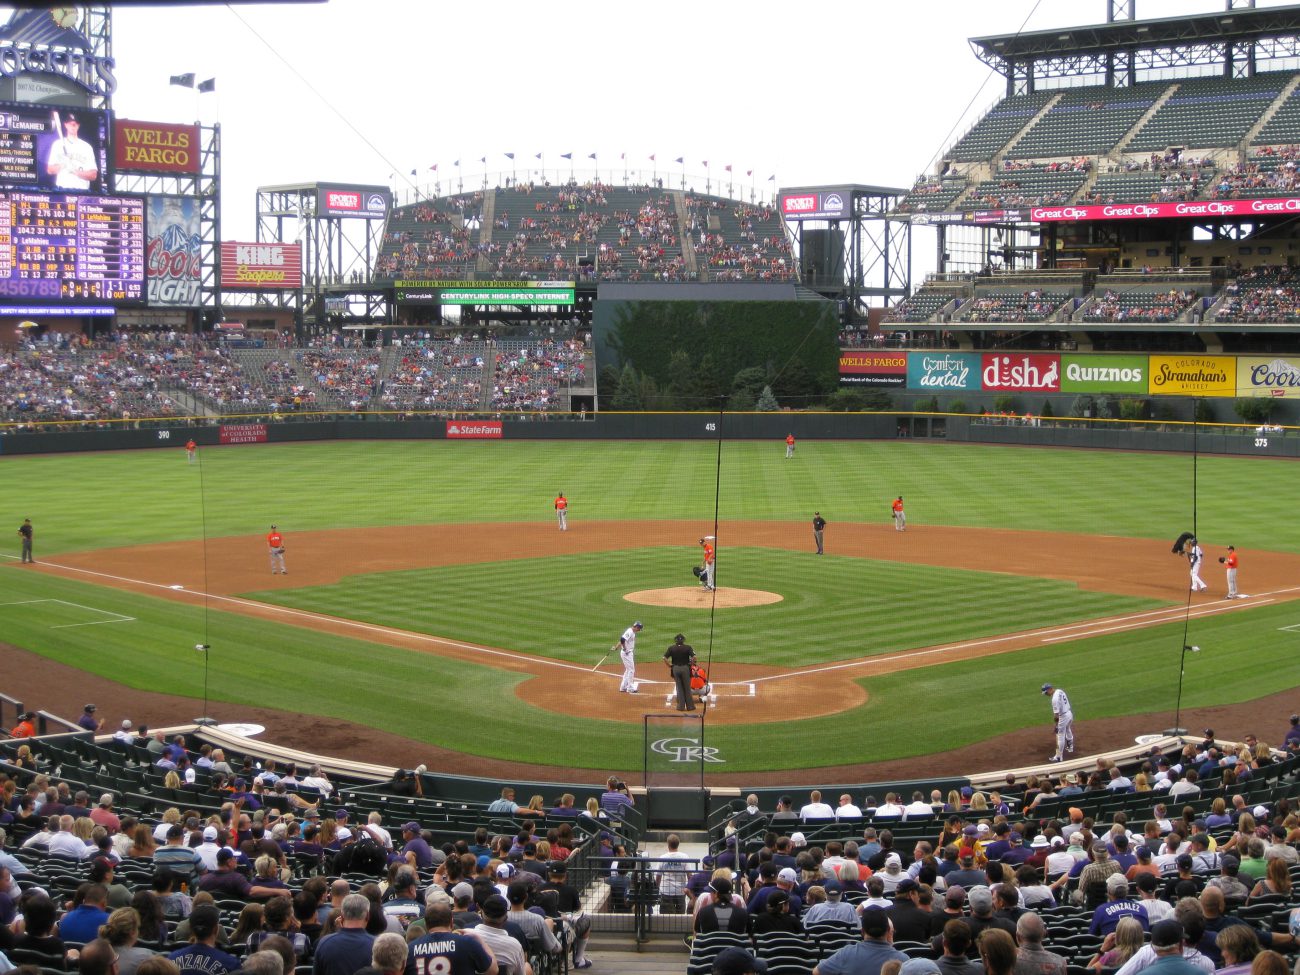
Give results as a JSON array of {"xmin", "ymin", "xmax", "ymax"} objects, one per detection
[
  {"xmin": 839, "ymin": 351, "xmax": 907, "ymax": 387},
  {"xmin": 1236, "ymin": 356, "xmax": 1300, "ymax": 398},
  {"xmin": 980, "ymin": 353, "xmax": 1062, "ymax": 392},
  {"xmin": 219, "ymin": 424, "xmax": 268, "ymax": 445},
  {"xmin": 1147, "ymin": 355, "xmax": 1235, "ymax": 397},
  {"xmin": 446, "ymin": 420, "xmax": 503, "ymax": 439},
  {"xmin": 906, "ymin": 352, "xmax": 980, "ymax": 391},
  {"xmin": 1059, "ymin": 355, "xmax": 1147, "ymax": 394}
]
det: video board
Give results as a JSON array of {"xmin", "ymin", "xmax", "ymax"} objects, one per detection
[
  {"xmin": 0, "ymin": 190, "xmax": 145, "ymax": 302},
  {"xmin": 317, "ymin": 183, "xmax": 390, "ymax": 219},
  {"xmin": 396, "ymin": 279, "xmax": 575, "ymax": 306},
  {"xmin": 0, "ymin": 101, "xmax": 110, "ymax": 194}
]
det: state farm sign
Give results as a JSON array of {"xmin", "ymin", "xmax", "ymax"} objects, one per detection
[
  {"xmin": 981, "ymin": 353, "xmax": 1061, "ymax": 391},
  {"xmin": 446, "ymin": 420, "xmax": 503, "ymax": 439}
]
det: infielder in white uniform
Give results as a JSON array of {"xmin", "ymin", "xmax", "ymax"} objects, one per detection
[
  {"xmin": 1042, "ymin": 682, "xmax": 1074, "ymax": 762},
  {"xmin": 1188, "ymin": 539, "xmax": 1208, "ymax": 592},
  {"xmin": 618, "ymin": 621, "xmax": 643, "ymax": 693}
]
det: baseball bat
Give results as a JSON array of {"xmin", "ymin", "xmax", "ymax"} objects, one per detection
[{"xmin": 591, "ymin": 646, "xmax": 615, "ymax": 672}]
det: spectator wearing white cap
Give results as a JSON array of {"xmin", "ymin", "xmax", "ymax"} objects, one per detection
[
  {"xmin": 878, "ymin": 853, "xmax": 906, "ymax": 894},
  {"xmin": 112, "ymin": 720, "xmax": 134, "ymax": 751},
  {"xmin": 1045, "ymin": 835, "xmax": 1075, "ymax": 878},
  {"xmin": 195, "ymin": 826, "xmax": 225, "ymax": 871}
]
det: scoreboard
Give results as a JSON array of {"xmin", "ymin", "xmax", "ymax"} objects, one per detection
[{"xmin": 0, "ymin": 190, "xmax": 145, "ymax": 302}]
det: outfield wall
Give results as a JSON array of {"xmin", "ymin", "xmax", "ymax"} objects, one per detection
[{"xmin": 0, "ymin": 412, "xmax": 1295, "ymax": 457}]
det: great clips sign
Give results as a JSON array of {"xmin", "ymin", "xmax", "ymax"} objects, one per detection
[{"xmin": 1030, "ymin": 196, "xmax": 1300, "ymax": 222}]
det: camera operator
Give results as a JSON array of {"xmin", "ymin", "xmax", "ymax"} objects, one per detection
[{"xmin": 600, "ymin": 777, "xmax": 634, "ymax": 819}]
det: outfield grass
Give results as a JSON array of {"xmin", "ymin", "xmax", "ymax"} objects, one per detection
[
  {"xmin": 249, "ymin": 547, "xmax": 1165, "ymax": 667},
  {"xmin": 3, "ymin": 440, "xmax": 1297, "ymax": 553},
  {"xmin": 0, "ymin": 437, "xmax": 1296, "ymax": 773}
]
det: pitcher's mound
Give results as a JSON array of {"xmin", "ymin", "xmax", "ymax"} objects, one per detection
[{"xmin": 624, "ymin": 586, "xmax": 783, "ymax": 608}]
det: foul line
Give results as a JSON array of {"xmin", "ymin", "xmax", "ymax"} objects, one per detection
[
  {"xmin": 0, "ymin": 596, "xmax": 136, "ymax": 628},
  {"xmin": 751, "ymin": 586, "xmax": 1300, "ymax": 685},
  {"xmin": 11, "ymin": 559, "xmax": 599, "ymax": 677},
  {"xmin": 1039, "ymin": 599, "xmax": 1273, "ymax": 642}
]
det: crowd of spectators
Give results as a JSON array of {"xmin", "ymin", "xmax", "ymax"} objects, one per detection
[
  {"xmin": 1082, "ymin": 290, "xmax": 1198, "ymax": 323},
  {"xmin": 961, "ymin": 290, "xmax": 1069, "ymax": 323},
  {"xmin": 293, "ymin": 352, "xmax": 382, "ymax": 410},
  {"xmin": 1213, "ymin": 265, "xmax": 1300, "ymax": 323},
  {"xmin": 1208, "ymin": 157, "xmax": 1300, "ymax": 200},
  {"xmin": 0, "ymin": 332, "xmax": 293, "ymax": 423},
  {"xmin": 489, "ymin": 338, "xmax": 588, "ymax": 411},
  {"xmin": 377, "ymin": 343, "xmax": 486, "ymax": 413}
]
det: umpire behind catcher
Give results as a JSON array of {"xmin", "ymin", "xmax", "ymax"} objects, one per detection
[{"xmin": 663, "ymin": 634, "xmax": 697, "ymax": 712}]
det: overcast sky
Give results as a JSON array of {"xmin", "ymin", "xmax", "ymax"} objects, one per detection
[{"xmin": 87, "ymin": 0, "xmax": 1300, "ymax": 248}]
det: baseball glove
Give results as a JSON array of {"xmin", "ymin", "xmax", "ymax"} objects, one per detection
[
  {"xmin": 1218, "ymin": 556, "xmax": 1226, "ymax": 564},
  {"xmin": 276, "ymin": 546, "xmax": 286, "ymax": 555}
]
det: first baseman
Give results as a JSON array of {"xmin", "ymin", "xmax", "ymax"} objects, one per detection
[
  {"xmin": 618, "ymin": 621, "xmax": 643, "ymax": 693},
  {"xmin": 267, "ymin": 525, "xmax": 287, "ymax": 574},
  {"xmin": 1042, "ymin": 682, "xmax": 1074, "ymax": 762}
]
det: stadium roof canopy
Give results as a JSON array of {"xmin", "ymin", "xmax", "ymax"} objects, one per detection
[{"xmin": 970, "ymin": 3, "xmax": 1300, "ymax": 87}]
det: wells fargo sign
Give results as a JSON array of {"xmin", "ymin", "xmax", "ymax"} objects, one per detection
[{"xmin": 114, "ymin": 119, "xmax": 201, "ymax": 174}]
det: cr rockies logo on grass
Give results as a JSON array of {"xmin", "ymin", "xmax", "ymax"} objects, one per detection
[{"xmin": 651, "ymin": 737, "xmax": 725, "ymax": 763}]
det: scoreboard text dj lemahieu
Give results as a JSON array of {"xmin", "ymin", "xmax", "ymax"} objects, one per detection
[{"xmin": 0, "ymin": 190, "xmax": 145, "ymax": 302}]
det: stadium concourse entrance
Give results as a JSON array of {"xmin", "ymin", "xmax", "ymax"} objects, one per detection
[{"xmin": 643, "ymin": 714, "xmax": 709, "ymax": 827}]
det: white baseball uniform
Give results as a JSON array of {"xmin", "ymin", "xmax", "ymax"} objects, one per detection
[
  {"xmin": 1189, "ymin": 543, "xmax": 1207, "ymax": 591},
  {"xmin": 49, "ymin": 135, "xmax": 96, "ymax": 190},
  {"xmin": 1050, "ymin": 687, "xmax": 1074, "ymax": 759},
  {"xmin": 618, "ymin": 625, "xmax": 639, "ymax": 692}
]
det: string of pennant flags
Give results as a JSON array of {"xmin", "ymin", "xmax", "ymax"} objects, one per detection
[{"xmin": 404, "ymin": 154, "xmax": 775, "ymax": 180}]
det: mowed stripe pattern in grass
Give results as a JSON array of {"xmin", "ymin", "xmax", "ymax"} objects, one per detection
[
  {"xmin": 0, "ymin": 543, "xmax": 1291, "ymax": 773},
  {"xmin": 1, "ymin": 439, "xmax": 1296, "ymax": 554},
  {"xmin": 249, "ymin": 548, "xmax": 1166, "ymax": 668}
]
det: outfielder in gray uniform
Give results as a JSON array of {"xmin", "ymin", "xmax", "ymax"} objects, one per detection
[{"xmin": 618, "ymin": 621, "xmax": 643, "ymax": 693}]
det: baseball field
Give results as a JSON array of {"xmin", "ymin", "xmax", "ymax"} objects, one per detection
[{"xmin": 1, "ymin": 436, "xmax": 1298, "ymax": 778}]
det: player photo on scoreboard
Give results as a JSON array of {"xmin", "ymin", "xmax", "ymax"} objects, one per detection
[{"xmin": 0, "ymin": 101, "xmax": 109, "ymax": 194}]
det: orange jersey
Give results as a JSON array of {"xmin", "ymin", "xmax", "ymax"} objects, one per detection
[
  {"xmin": 786, "ymin": 435, "xmax": 795, "ymax": 446},
  {"xmin": 185, "ymin": 440, "xmax": 196, "ymax": 451},
  {"xmin": 1226, "ymin": 552, "xmax": 1238, "ymax": 569},
  {"xmin": 702, "ymin": 542, "xmax": 715, "ymax": 564},
  {"xmin": 892, "ymin": 499, "xmax": 904, "ymax": 513},
  {"xmin": 267, "ymin": 531, "xmax": 283, "ymax": 549},
  {"xmin": 554, "ymin": 496, "xmax": 567, "ymax": 511}
]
